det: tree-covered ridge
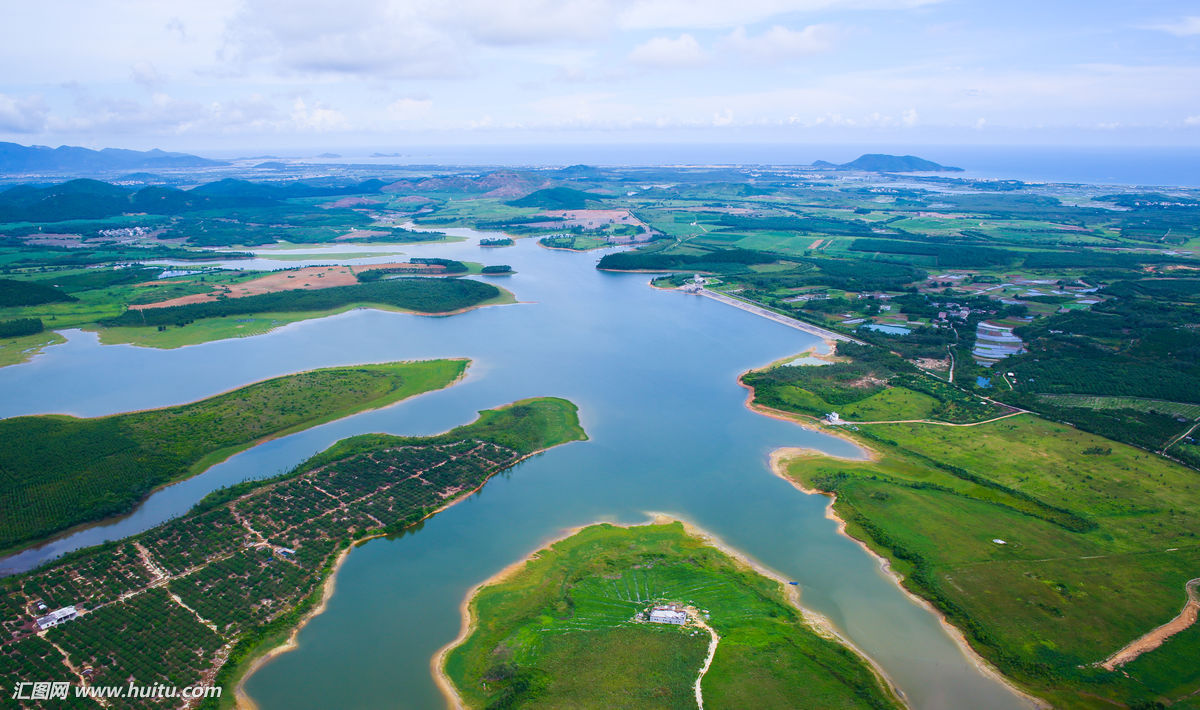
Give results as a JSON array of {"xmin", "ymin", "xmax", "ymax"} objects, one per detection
[
  {"xmin": 0, "ymin": 397, "xmax": 584, "ymax": 709},
  {"xmin": 0, "ymin": 360, "xmax": 468, "ymax": 552},
  {"xmin": 100, "ymin": 277, "xmax": 500, "ymax": 327},
  {"xmin": 0, "ymin": 278, "xmax": 76, "ymax": 307}
]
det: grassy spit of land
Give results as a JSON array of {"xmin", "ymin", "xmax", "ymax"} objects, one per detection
[
  {"xmin": 0, "ymin": 396, "xmax": 586, "ymax": 710},
  {"xmin": 746, "ymin": 349, "xmax": 1200, "ymax": 708},
  {"xmin": 0, "ymin": 266, "xmax": 515, "ymax": 365},
  {"xmin": 442, "ymin": 520, "xmax": 904, "ymax": 710},
  {"xmin": 0, "ymin": 359, "xmax": 469, "ymax": 554}
]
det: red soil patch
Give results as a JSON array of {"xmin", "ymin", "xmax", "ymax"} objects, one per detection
[{"xmin": 131, "ymin": 263, "xmax": 442, "ymax": 310}]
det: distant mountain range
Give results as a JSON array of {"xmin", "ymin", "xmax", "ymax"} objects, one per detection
[
  {"xmin": 0, "ymin": 177, "xmax": 387, "ymax": 222},
  {"xmin": 0, "ymin": 142, "xmax": 225, "ymax": 174},
  {"xmin": 812, "ymin": 154, "xmax": 962, "ymax": 172}
]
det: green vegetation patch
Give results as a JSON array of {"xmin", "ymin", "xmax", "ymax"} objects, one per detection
[
  {"xmin": 101, "ymin": 277, "xmax": 500, "ymax": 328},
  {"xmin": 0, "ymin": 359, "xmax": 468, "ymax": 552},
  {"xmin": 444, "ymin": 522, "xmax": 902, "ymax": 710},
  {"xmin": 778, "ymin": 414, "xmax": 1200, "ymax": 707},
  {"xmin": 0, "ymin": 396, "xmax": 584, "ymax": 709},
  {"xmin": 743, "ymin": 342, "xmax": 1002, "ymax": 423},
  {"xmin": 0, "ymin": 278, "xmax": 76, "ymax": 307}
]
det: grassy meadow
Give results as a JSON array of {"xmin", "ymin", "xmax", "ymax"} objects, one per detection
[
  {"xmin": 444, "ymin": 521, "xmax": 903, "ymax": 710},
  {"xmin": 777, "ymin": 414, "xmax": 1200, "ymax": 708}
]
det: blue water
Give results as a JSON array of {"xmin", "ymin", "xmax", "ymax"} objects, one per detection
[
  {"xmin": 250, "ymin": 143, "xmax": 1200, "ymax": 187},
  {"xmin": 0, "ymin": 232, "xmax": 1031, "ymax": 710},
  {"xmin": 862, "ymin": 323, "xmax": 914, "ymax": 336}
]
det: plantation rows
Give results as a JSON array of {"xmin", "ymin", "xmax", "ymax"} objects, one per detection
[
  {"xmin": 49, "ymin": 588, "xmax": 223, "ymax": 708},
  {"xmin": 19, "ymin": 543, "xmax": 151, "ymax": 611},
  {"xmin": 0, "ymin": 439, "xmax": 522, "ymax": 706},
  {"xmin": 169, "ymin": 546, "xmax": 317, "ymax": 635},
  {"xmin": 0, "ymin": 635, "xmax": 91, "ymax": 709},
  {"xmin": 141, "ymin": 508, "xmax": 247, "ymax": 576}
]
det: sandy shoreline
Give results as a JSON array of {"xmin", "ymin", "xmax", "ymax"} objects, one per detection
[
  {"xmin": 766, "ymin": 447, "xmax": 1048, "ymax": 710},
  {"xmin": 735, "ymin": 363, "xmax": 877, "ymax": 461},
  {"xmin": 432, "ymin": 512, "xmax": 907, "ymax": 710}
]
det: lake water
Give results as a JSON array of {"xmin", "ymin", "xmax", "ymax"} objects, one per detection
[
  {"xmin": 0, "ymin": 232, "xmax": 1031, "ymax": 710},
  {"xmin": 862, "ymin": 323, "xmax": 913, "ymax": 336}
]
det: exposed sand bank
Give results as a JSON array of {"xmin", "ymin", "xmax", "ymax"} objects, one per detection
[{"xmin": 766, "ymin": 447, "xmax": 1047, "ymax": 710}]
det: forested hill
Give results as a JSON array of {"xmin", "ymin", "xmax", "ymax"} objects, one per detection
[
  {"xmin": 0, "ymin": 141, "xmax": 224, "ymax": 173},
  {"xmin": 816, "ymin": 154, "xmax": 963, "ymax": 172},
  {"xmin": 0, "ymin": 177, "xmax": 387, "ymax": 222}
]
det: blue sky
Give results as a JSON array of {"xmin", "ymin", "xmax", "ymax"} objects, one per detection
[{"xmin": 1, "ymin": 0, "xmax": 1198, "ymax": 153}]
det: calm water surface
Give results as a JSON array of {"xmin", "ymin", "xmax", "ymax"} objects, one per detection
[{"xmin": 0, "ymin": 232, "xmax": 1031, "ymax": 710}]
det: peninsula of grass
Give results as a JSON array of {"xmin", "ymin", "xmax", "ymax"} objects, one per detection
[
  {"xmin": 0, "ymin": 397, "xmax": 586, "ymax": 709},
  {"xmin": 773, "ymin": 414, "xmax": 1200, "ymax": 708},
  {"xmin": 0, "ymin": 359, "xmax": 468, "ymax": 553},
  {"xmin": 443, "ymin": 521, "xmax": 903, "ymax": 710},
  {"xmin": 743, "ymin": 342, "xmax": 1003, "ymax": 424}
]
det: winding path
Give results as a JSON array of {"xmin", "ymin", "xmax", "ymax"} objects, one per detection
[
  {"xmin": 1101, "ymin": 578, "xmax": 1200, "ymax": 670},
  {"xmin": 687, "ymin": 607, "xmax": 720, "ymax": 710}
]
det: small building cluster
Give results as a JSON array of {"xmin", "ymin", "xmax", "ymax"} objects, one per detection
[
  {"xmin": 681, "ymin": 274, "xmax": 706, "ymax": 293},
  {"xmin": 648, "ymin": 605, "xmax": 688, "ymax": 625},
  {"xmin": 36, "ymin": 605, "xmax": 78, "ymax": 630}
]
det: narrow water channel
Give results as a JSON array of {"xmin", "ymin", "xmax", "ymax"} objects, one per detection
[{"xmin": 0, "ymin": 232, "xmax": 1031, "ymax": 710}]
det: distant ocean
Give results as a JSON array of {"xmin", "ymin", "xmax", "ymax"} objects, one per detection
[{"xmin": 295, "ymin": 144, "xmax": 1200, "ymax": 188}]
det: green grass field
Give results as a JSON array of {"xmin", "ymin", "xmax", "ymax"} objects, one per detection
[
  {"xmin": 777, "ymin": 414, "xmax": 1200, "ymax": 708},
  {"xmin": 444, "ymin": 522, "xmax": 902, "ymax": 710},
  {"xmin": 0, "ymin": 359, "xmax": 468, "ymax": 552}
]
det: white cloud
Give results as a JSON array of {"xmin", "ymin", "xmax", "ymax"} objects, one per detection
[
  {"xmin": 386, "ymin": 98, "xmax": 434, "ymax": 122},
  {"xmin": 618, "ymin": 0, "xmax": 943, "ymax": 30},
  {"xmin": 432, "ymin": 0, "xmax": 616, "ymax": 44},
  {"xmin": 224, "ymin": 0, "xmax": 468, "ymax": 79},
  {"xmin": 0, "ymin": 93, "xmax": 49, "ymax": 133},
  {"xmin": 1142, "ymin": 16, "xmax": 1200, "ymax": 37},
  {"xmin": 131, "ymin": 62, "xmax": 166, "ymax": 90},
  {"xmin": 629, "ymin": 34, "xmax": 706, "ymax": 68},
  {"xmin": 1185, "ymin": 115, "xmax": 1200, "ymax": 126},
  {"xmin": 290, "ymin": 98, "xmax": 347, "ymax": 132},
  {"xmin": 720, "ymin": 24, "xmax": 840, "ymax": 60}
]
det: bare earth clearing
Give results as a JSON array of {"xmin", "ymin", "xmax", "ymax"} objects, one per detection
[
  {"xmin": 1101, "ymin": 578, "xmax": 1200, "ymax": 670},
  {"xmin": 131, "ymin": 263, "xmax": 445, "ymax": 309}
]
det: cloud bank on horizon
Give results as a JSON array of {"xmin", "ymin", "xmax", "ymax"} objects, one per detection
[{"xmin": 1, "ymin": 0, "xmax": 1198, "ymax": 151}]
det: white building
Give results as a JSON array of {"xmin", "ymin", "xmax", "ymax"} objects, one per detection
[
  {"xmin": 648, "ymin": 605, "xmax": 688, "ymax": 625},
  {"xmin": 36, "ymin": 606, "xmax": 78, "ymax": 630},
  {"xmin": 825, "ymin": 412, "xmax": 842, "ymax": 424}
]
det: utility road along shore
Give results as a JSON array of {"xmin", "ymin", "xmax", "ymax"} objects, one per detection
[{"xmin": 697, "ymin": 288, "xmax": 864, "ymax": 345}]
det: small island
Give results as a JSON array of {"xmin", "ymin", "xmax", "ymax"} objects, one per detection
[
  {"xmin": 479, "ymin": 237, "xmax": 515, "ymax": 247},
  {"xmin": 441, "ymin": 521, "xmax": 903, "ymax": 709}
]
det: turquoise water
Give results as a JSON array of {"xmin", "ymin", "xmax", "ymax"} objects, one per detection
[
  {"xmin": 861, "ymin": 323, "xmax": 913, "ymax": 336},
  {"xmin": 0, "ymin": 233, "xmax": 1030, "ymax": 710}
]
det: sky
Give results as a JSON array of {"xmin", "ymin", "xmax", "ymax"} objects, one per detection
[{"xmin": 1, "ymin": 0, "xmax": 1199, "ymax": 154}]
